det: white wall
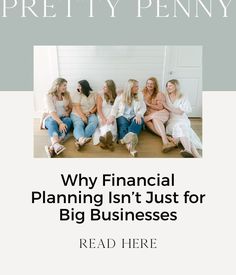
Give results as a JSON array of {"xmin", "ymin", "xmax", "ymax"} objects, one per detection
[{"xmin": 57, "ymin": 46, "xmax": 166, "ymax": 93}]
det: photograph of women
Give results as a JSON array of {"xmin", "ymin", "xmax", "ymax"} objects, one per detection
[{"xmin": 34, "ymin": 46, "xmax": 202, "ymax": 158}]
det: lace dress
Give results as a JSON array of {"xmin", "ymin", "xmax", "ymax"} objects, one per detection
[
  {"xmin": 165, "ymin": 95, "xmax": 202, "ymax": 149},
  {"xmin": 93, "ymin": 92, "xmax": 117, "ymax": 145}
]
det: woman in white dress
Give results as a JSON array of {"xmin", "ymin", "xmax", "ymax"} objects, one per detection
[
  {"xmin": 164, "ymin": 79, "xmax": 202, "ymax": 158},
  {"xmin": 93, "ymin": 80, "xmax": 117, "ymax": 150}
]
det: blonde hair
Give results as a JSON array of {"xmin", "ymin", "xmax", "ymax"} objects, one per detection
[
  {"xmin": 143, "ymin": 77, "xmax": 160, "ymax": 99},
  {"xmin": 48, "ymin": 78, "xmax": 70, "ymax": 100},
  {"xmin": 104, "ymin": 80, "xmax": 117, "ymax": 104},
  {"xmin": 166, "ymin": 79, "xmax": 182, "ymax": 99},
  {"xmin": 122, "ymin": 79, "xmax": 139, "ymax": 106}
]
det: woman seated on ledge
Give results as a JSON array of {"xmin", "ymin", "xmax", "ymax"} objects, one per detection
[
  {"xmin": 143, "ymin": 77, "xmax": 176, "ymax": 153},
  {"xmin": 163, "ymin": 79, "xmax": 202, "ymax": 158},
  {"xmin": 109, "ymin": 79, "xmax": 146, "ymax": 157},
  {"xmin": 93, "ymin": 80, "xmax": 117, "ymax": 150},
  {"xmin": 42, "ymin": 78, "xmax": 73, "ymax": 157},
  {"xmin": 71, "ymin": 80, "xmax": 98, "ymax": 150}
]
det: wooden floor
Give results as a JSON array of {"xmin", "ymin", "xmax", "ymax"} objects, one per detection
[{"xmin": 34, "ymin": 118, "xmax": 202, "ymax": 158}]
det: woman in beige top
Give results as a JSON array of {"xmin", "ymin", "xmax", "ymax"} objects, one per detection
[
  {"xmin": 143, "ymin": 77, "xmax": 176, "ymax": 153},
  {"xmin": 71, "ymin": 80, "xmax": 98, "ymax": 150},
  {"xmin": 42, "ymin": 78, "xmax": 73, "ymax": 157}
]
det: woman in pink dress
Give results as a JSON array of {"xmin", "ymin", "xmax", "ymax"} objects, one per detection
[{"xmin": 143, "ymin": 77, "xmax": 176, "ymax": 153}]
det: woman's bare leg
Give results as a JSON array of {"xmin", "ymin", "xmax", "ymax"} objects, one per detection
[
  {"xmin": 145, "ymin": 121, "xmax": 157, "ymax": 134},
  {"xmin": 152, "ymin": 119, "xmax": 169, "ymax": 144},
  {"xmin": 179, "ymin": 136, "xmax": 192, "ymax": 152},
  {"xmin": 51, "ymin": 136, "xmax": 60, "ymax": 146},
  {"xmin": 191, "ymin": 144, "xmax": 201, "ymax": 158},
  {"xmin": 167, "ymin": 136, "xmax": 179, "ymax": 146}
]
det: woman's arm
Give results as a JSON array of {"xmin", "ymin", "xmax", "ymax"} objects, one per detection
[
  {"xmin": 136, "ymin": 93, "xmax": 147, "ymax": 117},
  {"xmin": 89, "ymin": 105, "xmax": 97, "ymax": 115},
  {"xmin": 146, "ymin": 102, "xmax": 163, "ymax": 111},
  {"xmin": 73, "ymin": 103, "xmax": 88, "ymax": 123},
  {"xmin": 45, "ymin": 94, "xmax": 68, "ymax": 131},
  {"xmin": 162, "ymin": 101, "xmax": 184, "ymax": 115},
  {"xmin": 63, "ymin": 97, "xmax": 73, "ymax": 117},
  {"xmin": 107, "ymin": 95, "xmax": 121, "ymax": 124},
  {"xmin": 152, "ymin": 93, "xmax": 168, "ymax": 111},
  {"xmin": 96, "ymin": 95, "xmax": 107, "ymax": 124},
  {"xmin": 50, "ymin": 112, "xmax": 63, "ymax": 125},
  {"xmin": 143, "ymin": 93, "xmax": 164, "ymax": 111}
]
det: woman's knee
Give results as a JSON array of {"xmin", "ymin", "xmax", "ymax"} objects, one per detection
[
  {"xmin": 117, "ymin": 116, "xmax": 129, "ymax": 127},
  {"xmin": 89, "ymin": 114, "xmax": 98, "ymax": 124},
  {"xmin": 89, "ymin": 121, "xmax": 98, "ymax": 130},
  {"xmin": 62, "ymin": 117, "xmax": 72, "ymax": 127},
  {"xmin": 46, "ymin": 118, "xmax": 58, "ymax": 128},
  {"xmin": 153, "ymin": 118, "xmax": 163, "ymax": 125},
  {"xmin": 72, "ymin": 117, "xmax": 84, "ymax": 128}
]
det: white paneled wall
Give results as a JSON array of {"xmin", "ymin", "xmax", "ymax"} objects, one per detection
[{"xmin": 57, "ymin": 46, "xmax": 166, "ymax": 93}]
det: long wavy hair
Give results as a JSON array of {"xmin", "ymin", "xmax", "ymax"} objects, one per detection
[
  {"xmin": 48, "ymin": 78, "xmax": 70, "ymax": 99},
  {"xmin": 104, "ymin": 80, "xmax": 117, "ymax": 105},
  {"xmin": 78, "ymin": 80, "xmax": 93, "ymax": 97},
  {"xmin": 143, "ymin": 77, "xmax": 160, "ymax": 100},
  {"xmin": 122, "ymin": 79, "xmax": 139, "ymax": 106},
  {"xmin": 166, "ymin": 79, "xmax": 182, "ymax": 99}
]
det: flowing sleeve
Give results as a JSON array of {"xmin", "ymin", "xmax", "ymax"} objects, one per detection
[
  {"xmin": 179, "ymin": 96, "xmax": 192, "ymax": 114},
  {"xmin": 45, "ymin": 94, "xmax": 56, "ymax": 113},
  {"xmin": 137, "ymin": 92, "xmax": 147, "ymax": 117},
  {"xmin": 110, "ymin": 95, "xmax": 121, "ymax": 118},
  {"xmin": 165, "ymin": 94, "xmax": 170, "ymax": 106}
]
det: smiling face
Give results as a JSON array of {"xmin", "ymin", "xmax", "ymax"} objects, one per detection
[
  {"xmin": 166, "ymin": 82, "xmax": 176, "ymax": 94},
  {"xmin": 146, "ymin": 80, "xmax": 155, "ymax": 92},
  {"xmin": 58, "ymin": 81, "xmax": 67, "ymax": 94},
  {"xmin": 103, "ymin": 82, "xmax": 108, "ymax": 93},
  {"xmin": 77, "ymin": 83, "xmax": 82, "ymax": 93},
  {"xmin": 131, "ymin": 81, "xmax": 139, "ymax": 95}
]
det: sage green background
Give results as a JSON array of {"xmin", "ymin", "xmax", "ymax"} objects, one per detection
[{"xmin": 0, "ymin": 0, "xmax": 235, "ymax": 91}]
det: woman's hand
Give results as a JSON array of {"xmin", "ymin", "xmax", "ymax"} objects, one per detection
[
  {"xmin": 59, "ymin": 122, "xmax": 67, "ymax": 133},
  {"xmin": 63, "ymin": 111, "xmax": 70, "ymax": 117},
  {"xmin": 134, "ymin": 115, "xmax": 142, "ymax": 125},
  {"xmin": 155, "ymin": 100, "xmax": 163, "ymax": 109},
  {"xmin": 101, "ymin": 117, "xmax": 107, "ymax": 126},
  {"xmin": 107, "ymin": 116, "xmax": 114, "ymax": 125},
  {"xmin": 175, "ymin": 108, "xmax": 184, "ymax": 115},
  {"xmin": 81, "ymin": 115, "xmax": 88, "ymax": 124},
  {"xmin": 84, "ymin": 111, "xmax": 91, "ymax": 117}
]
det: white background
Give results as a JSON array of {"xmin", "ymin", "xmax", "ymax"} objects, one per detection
[{"xmin": 0, "ymin": 91, "xmax": 236, "ymax": 274}]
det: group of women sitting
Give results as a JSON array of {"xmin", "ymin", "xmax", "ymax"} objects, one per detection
[{"xmin": 41, "ymin": 77, "xmax": 202, "ymax": 158}]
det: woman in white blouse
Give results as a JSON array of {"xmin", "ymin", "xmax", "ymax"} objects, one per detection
[
  {"xmin": 164, "ymin": 79, "xmax": 202, "ymax": 158},
  {"xmin": 109, "ymin": 79, "xmax": 146, "ymax": 157}
]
